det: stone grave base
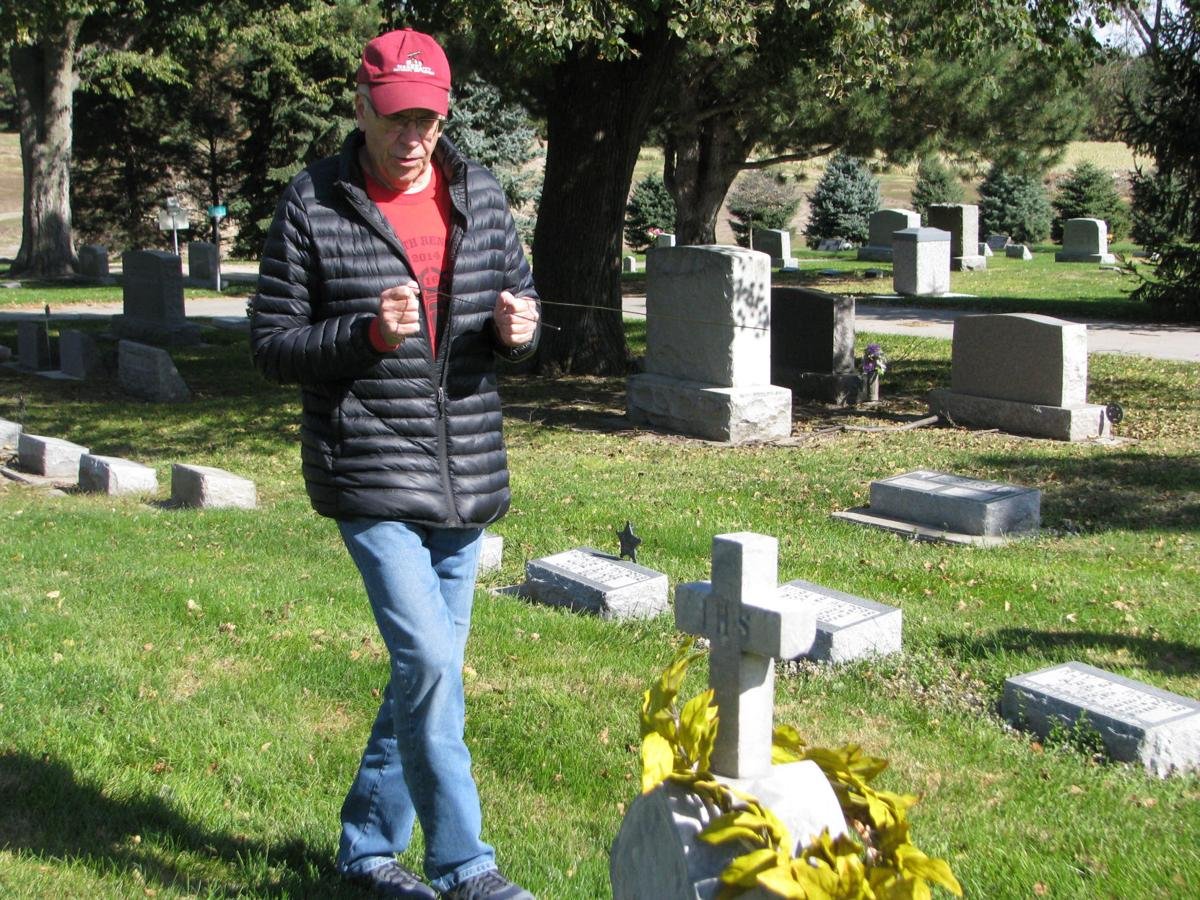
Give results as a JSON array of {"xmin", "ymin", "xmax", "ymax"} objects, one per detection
[
  {"xmin": 773, "ymin": 370, "xmax": 863, "ymax": 406},
  {"xmin": 831, "ymin": 507, "xmax": 1017, "ymax": 547},
  {"xmin": 610, "ymin": 761, "xmax": 846, "ymax": 900},
  {"xmin": 929, "ymin": 388, "xmax": 1112, "ymax": 441},
  {"xmin": 1055, "ymin": 251, "xmax": 1116, "ymax": 264},
  {"xmin": 953, "ymin": 255, "xmax": 988, "ymax": 271},
  {"xmin": 627, "ymin": 373, "xmax": 792, "ymax": 443},
  {"xmin": 112, "ymin": 315, "xmax": 204, "ymax": 347}
]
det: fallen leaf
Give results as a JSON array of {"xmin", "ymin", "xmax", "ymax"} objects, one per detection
[
  {"xmin": 1034, "ymin": 882, "xmax": 1048, "ymax": 895},
  {"xmin": 1068, "ymin": 785, "xmax": 1083, "ymax": 795},
  {"xmin": 598, "ymin": 728, "xmax": 610, "ymax": 745},
  {"xmin": 260, "ymin": 742, "xmax": 272, "ymax": 753},
  {"xmin": 46, "ymin": 590, "xmax": 60, "ymax": 599}
]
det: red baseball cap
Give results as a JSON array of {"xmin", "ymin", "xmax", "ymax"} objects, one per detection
[{"xmin": 357, "ymin": 28, "xmax": 451, "ymax": 117}]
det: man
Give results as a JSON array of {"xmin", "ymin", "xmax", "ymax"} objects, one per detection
[{"xmin": 251, "ymin": 27, "xmax": 539, "ymax": 900}]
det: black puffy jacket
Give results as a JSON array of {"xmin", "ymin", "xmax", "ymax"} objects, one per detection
[{"xmin": 250, "ymin": 132, "xmax": 538, "ymax": 526}]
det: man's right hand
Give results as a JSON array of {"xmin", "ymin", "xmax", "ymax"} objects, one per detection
[{"xmin": 376, "ymin": 281, "xmax": 422, "ymax": 346}]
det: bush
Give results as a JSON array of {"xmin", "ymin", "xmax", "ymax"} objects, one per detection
[
  {"xmin": 1129, "ymin": 167, "xmax": 1188, "ymax": 250},
  {"xmin": 910, "ymin": 157, "xmax": 964, "ymax": 225},
  {"xmin": 726, "ymin": 170, "xmax": 800, "ymax": 248},
  {"xmin": 978, "ymin": 165, "xmax": 1053, "ymax": 244},
  {"xmin": 624, "ymin": 176, "xmax": 677, "ymax": 252},
  {"xmin": 804, "ymin": 153, "xmax": 879, "ymax": 248},
  {"xmin": 1051, "ymin": 162, "xmax": 1129, "ymax": 241}
]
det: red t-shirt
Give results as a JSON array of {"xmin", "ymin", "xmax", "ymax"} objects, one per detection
[{"xmin": 365, "ymin": 164, "xmax": 452, "ymax": 356}]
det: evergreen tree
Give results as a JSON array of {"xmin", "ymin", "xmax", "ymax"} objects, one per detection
[
  {"xmin": 726, "ymin": 169, "xmax": 799, "ymax": 248},
  {"xmin": 910, "ymin": 156, "xmax": 965, "ymax": 225},
  {"xmin": 623, "ymin": 176, "xmax": 676, "ymax": 252},
  {"xmin": 1129, "ymin": 166, "xmax": 1187, "ymax": 249},
  {"xmin": 446, "ymin": 73, "xmax": 541, "ymax": 212},
  {"xmin": 804, "ymin": 153, "xmax": 879, "ymax": 248},
  {"xmin": 978, "ymin": 165, "xmax": 1053, "ymax": 244},
  {"xmin": 1051, "ymin": 161, "xmax": 1129, "ymax": 241}
]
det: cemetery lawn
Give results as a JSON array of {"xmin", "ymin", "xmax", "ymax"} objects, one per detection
[{"xmin": 1, "ymin": 321, "xmax": 1198, "ymax": 898}]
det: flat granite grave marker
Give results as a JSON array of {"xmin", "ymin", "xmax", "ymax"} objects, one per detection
[
  {"xmin": 1003, "ymin": 661, "xmax": 1200, "ymax": 777},
  {"xmin": 171, "ymin": 463, "xmax": 257, "ymax": 509},
  {"xmin": 777, "ymin": 578, "xmax": 901, "ymax": 662},
  {"xmin": 611, "ymin": 532, "xmax": 846, "ymax": 899},
  {"xmin": 78, "ymin": 454, "xmax": 159, "ymax": 496},
  {"xmin": 834, "ymin": 469, "xmax": 1040, "ymax": 545},
  {"xmin": 523, "ymin": 547, "xmax": 667, "ymax": 619},
  {"xmin": 118, "ymin": 340, "xmax": 191, "ymax": 403},
  {"xmin": 17, "ymin": 433, "xmax": 90, "ymax": 480}
]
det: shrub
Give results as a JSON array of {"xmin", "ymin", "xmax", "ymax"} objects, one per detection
[
  {"xmin": 1051, "ymin": 161, "xmax": 1130, "ymax": 241},
  {"xmin": 978, "ymin": 165, "xmax": 1053, "ymax": 244},
  {"xmin": 624, "ymin": 176, "xmax": 677, "ymax": 252},
  {"xmin": 804, "ymin": 153, "xmax": 879, "ymax": 248},
  {"xmin": 726, "ymin": 170, "xmax": 800, "ymax": 248},
  {"xmin": 911, "ymin": 156, "xmax": 965, "ymax": 225},
  {"xmin": 1129, "ymin": 167, "xmax": 1188, "ymax": 250}
]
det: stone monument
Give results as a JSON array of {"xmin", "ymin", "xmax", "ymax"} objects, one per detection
[
  {"xmin": 927, "ymin": 313, "xmax": 1113, "ymax": 441},
  {"xmin": 627, "ymin": 246, "xmax": 792, "ymax": 443},
  {"xmin": 751, "ymin": 228, "xmax": 798, "ymax": 268},
  {"xmin": 1055, "ymin": 218, "xmax": 1116, "ymax": 264},
  {"xmin": 522, "ymin": 547, "xmax": 668, "ymax": 619},
  {"xmin": 927, "ymin": 203, "xmax": 986, "ymax": 271},
  {"xmin": 769, "ymin": 286, "xmax": 861, "ymax": 405},
  {"xmin": 113, "ymin": 250, "xmax": 203, "ymax": 345},
  {"xmin": 892, "ymin": 227, "xmax": 950, "ymax": 296},
  {"xmin": 857, "ymin": 209, "xmax": 921, "ymax": 262}
]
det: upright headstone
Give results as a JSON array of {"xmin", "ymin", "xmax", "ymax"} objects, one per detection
[
  {"xmin": 610, "ymin": 532, "xmax": 848, "ymax": 899},
  {"xmin": 927, "ymin": 313, "xmax": 1112, "ymax": 440},
  {"xmin": 892, "ymin": 227, "xmax": 951, "ymax": 296},
  {"xmin": 77, "ymin": 245, "xmax": 110, "ymax": 279},
  {"xmin": 627, "ymin": 246, "xmax": 791, "ymax": 443},
  {"xmin": 857, "ymin": 209, "xmax": 921, "ymax": 262},
  {"xmin": 522, "ymin": 547, "xmax": 668, "ymax": 619},
  {"xmin": 113, "ymin": 250, "xmax": 202, "ymax": 345},
  {"xmin": 979, "ymin": 242, "xmax": 994, "ymax": 257},
  {"xmin": 927, "ymin": 204, "xmax": 986, "ymax": 271},
  {"xmin": 118, "ymin": 340, "xmax": 192, "ymax": 403},
  {"xmin": 769, "ymin": 286, "xmax": 861, "ymax": 404},
  {"xmin": 0, "ymin": 418, "xmax": 22, "ymax": 449},
  {"xmin": 985, "ymin": 234, "xmax": 1011, "ymax": 252},
  {"xmin": 655, "ymin": 233, "xmax": 677, "ymax": 248},
  {"xmin": 1055, "ymin": 218, "xmax": 1116, "ymax": 264},
  {"xmin": 171, "ymin": 463, "xmax": 257, "ymax": 509},
  {"xmin": 1006, "ymin": 243, "xmax": 1033, "ymax": 261},
  {"xmin": 777, "ymin": 579, "xmax": 902, "ymax": 662},
  {"xmin": 187, "ymin": 241, "xmax": 221, "ymax": 288},
  {"xmin": 60, "ymin": 329, "xmax": 102, "ymax": 380},
  {"xmin": 479, "ymin": 530, "xmax": 504, "ymax": 573},
  {"xmin": 1003, "ymin": 661, "xmax": 1200, "ymax": 777},
  {"xmin": 78, "ymin": 454, "xmax": 159, "ymax": 496},
  {"xmin": 622, "ymin": 256, "xmax": 639, "ymax": 274},
  {"xmin": 17, "ymin": 433, "xmax": 90, "ymax": 480},
  {"xmin": 16, "ymin": 320, "xmax": 51, "ymax": 371},
  {"xmin": 751, "ymin": 228, "xmax": 798, "ymax": 268}
]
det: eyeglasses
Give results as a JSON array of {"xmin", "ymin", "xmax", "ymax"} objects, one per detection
[{"xmin": 365, "ymin": 99, "xmax": 445, "ymax": 137}]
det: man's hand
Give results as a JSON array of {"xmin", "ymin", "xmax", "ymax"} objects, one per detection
[
  {"xmin": 376, "ymin": 281, "xmax": 422, "ymax": 346},
  {"xmin": 494, "ymin": 291, "xmax": 539, "ymax": 347}
]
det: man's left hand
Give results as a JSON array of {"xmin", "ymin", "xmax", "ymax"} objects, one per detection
[{"xmin": 494, "ymin": 292, "xmax": 539, "ymax": 347}]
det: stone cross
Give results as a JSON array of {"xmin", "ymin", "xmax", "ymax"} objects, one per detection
[{"xmin": 674, "ymin": 532, "xmax": 816, "ymax": 778}]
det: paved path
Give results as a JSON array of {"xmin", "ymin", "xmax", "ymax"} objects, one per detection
[{"xmin": 3, "ymin": 293, "xmax": 1197, "ymax": 363}]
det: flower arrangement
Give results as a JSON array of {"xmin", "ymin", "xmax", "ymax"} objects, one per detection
[
  {"xmin": 647, "ymin": 226, "xmax": 664, "ymax": 239},
  {"xmin": 861, "ymin": 343, "xmax": 887, "ymax": 379},
  {"xmin": 639, "ymin": 642, "xmax": 961, "ymax": 899}
]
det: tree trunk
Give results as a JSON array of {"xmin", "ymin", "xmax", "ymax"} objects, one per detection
[
  {"xmin": 532, "ymin": 30, "xmax": 677, "ymax": 375},
  {"xmin": 665, "ymin": 112, "xmax": 753, "ymax": 246},
  {"xmin": 9, "ymin": 21, "xmax": 79, "ymax": 277}
]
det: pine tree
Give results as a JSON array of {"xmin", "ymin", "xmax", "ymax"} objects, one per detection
[
  {"xmin": 978, "ymin": 165, "xmax": 1052, "ymax": 244},
  {"xmin": 624, "ymin": 176, "xmax": 677, "ymax": 251},
  {"xmin": 726, "ymin": 169, "xmax": 799, "ymax": 248},
  {"xmin": 1051, "ymin": 161, "xmax": 1129, "ymax": 241},
  {"xmin": 804, "ymin": 153, "xmax": 879, "ymax": 248},
  {"xmin": 910, "ymin": 157, "xmax": 964, "ymax": 225}
]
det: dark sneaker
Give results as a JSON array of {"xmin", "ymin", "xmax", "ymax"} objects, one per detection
[
  {"xmin": 440, "ymin": 869, "xmax": 534, "ymax": 900},
  {"xmin": 348, "ymin": 861, "xmax": 437, "ymax": 899}
]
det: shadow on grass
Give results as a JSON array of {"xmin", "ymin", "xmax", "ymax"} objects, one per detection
[
  {"xmin": 0, "ymin": 751, "xmax": 360, "ymax": 897},
  {"xmin": 940, "ymin": 629, "xmax": 1200, "ymax": 678},
  {"xmin": 980, "ymin": 450, "xmax": 1200, "ymax": 533}
]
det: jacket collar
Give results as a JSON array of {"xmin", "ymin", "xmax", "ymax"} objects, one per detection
[{"xmin": 337, "ymin": 130, "xmax": 467, "ymax": 194}]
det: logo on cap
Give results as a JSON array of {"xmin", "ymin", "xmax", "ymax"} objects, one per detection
[{"xmin": 392, "ymin": 50, "xmax": 435, "ymax": 76}]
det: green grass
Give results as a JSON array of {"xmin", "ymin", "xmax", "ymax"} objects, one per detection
[{"xmin": 1, "ymin": 316, "xmax": 1198, "ymax": 898}]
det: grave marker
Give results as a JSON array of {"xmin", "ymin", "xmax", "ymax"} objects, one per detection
[
  {"xmin": 78, "ymin": 454, "xmax": 159, "ymax": 496},
  {"xmin": 188, "ymin": 241, "xmax": 221, "ymax": 289},
  {"xmin": 1, "ymin": 418, "xmax": 22, "ymax": 449},
  {"xmin": 892, "ymin": 227, "xmax": 950, "ymax": 296},
  {"xmin": 171, "ymin": 463, "xmax": 257, "ymax": 509},
  {"xmin": 479, "ymin": 530, "xmax": 503, "ymax": 573},
  {"xmin": 778, "ymin": 579, "xmax": 901, "ymax": 662},
  {"xmin": 16, "ymin": 320, "xmax": 51, "ymax": 371},
  {"xmin": 1006, "ymin": 244, "xmax": 1033, "ymax": 260},
  {"xmin": 60, "ymin": 329, "xmax": 102, "ymax": 380},
  {"xmin": 857, "ymin": 209, "xmax": 921, "ymax": 262},
  {"xmin": 1055, "ymin": 218, "xmax": 1116, "ymax": 264},
  {"xmin": 1003, "ymin": 662, "xmax": 1200, "ymax": 777},
  {"xmin": 17, "ymin": 433, "xmax": 90, "ymax": 480},
  {"xmin": 114, "ymin": 250, "xmax": 202, "ymax": 345},
  {"xmin": 118, "ymin": 340, "xmax": 191, "ymax": 403},
  {"xmin": 751, "ymin": 228, "xmax": 798, "ymax": 268},
  {"xmin": 869, "ymin": 469, "xmax": 1040, "ymax": 536},
  {"xmin": 769, "ymin": 286, "xmax": 861, "ymax": 405},
  {"xmin": 622, "ymin": 255, "xmax": 639, "ymax": 274},
  {"xmin": 927, "ymin": 203, "xmax": 986, "ymax": 271},
  {"xmin": 523, "ymin": 547, "xmax": 668, "ymax": 619},
  {"xmin": 78, "ymin": 245, "xmax": 110, "ymax": 279}
]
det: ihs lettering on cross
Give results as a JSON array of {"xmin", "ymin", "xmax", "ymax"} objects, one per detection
[{"xmin": 675, "ymin": 532, "xmax": 816, "ymax": 778}]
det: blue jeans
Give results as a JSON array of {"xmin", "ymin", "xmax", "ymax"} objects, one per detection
[{"xmin": 335, "ymin": 519, "xmax": 496, "ymax": 893}]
